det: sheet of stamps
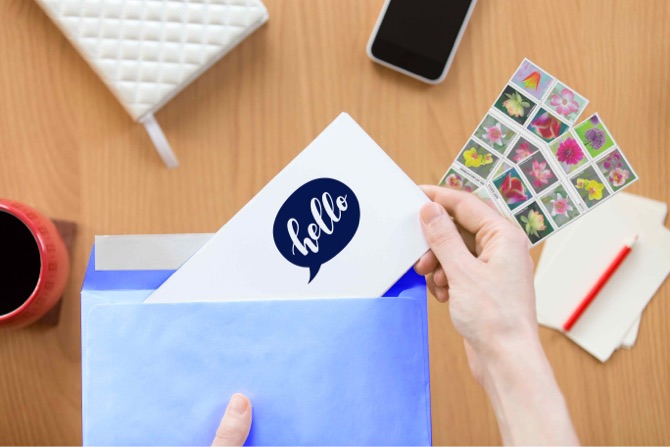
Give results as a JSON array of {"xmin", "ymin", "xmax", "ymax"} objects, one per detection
[{"xmin": 439, "ymin": 59, "xmax": 637, "ymax": 245}]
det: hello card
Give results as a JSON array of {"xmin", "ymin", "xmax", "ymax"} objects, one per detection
[{"xmin": 146, "ymin": 113, "xmax": 430, "ymax": 303}]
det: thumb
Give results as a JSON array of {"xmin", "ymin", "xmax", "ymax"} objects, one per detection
[
  {"xmin": 211, "ymin": 394, "xmax": 252, "ymax": 446},
  {"xmin": 420, "ymin": 202, "xmax": 473, "ymax": 274}
]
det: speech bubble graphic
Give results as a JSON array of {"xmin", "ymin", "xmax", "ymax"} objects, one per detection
[{"xmin": 273, "ymin": 178, "xmax": 360, "ymax": 283}]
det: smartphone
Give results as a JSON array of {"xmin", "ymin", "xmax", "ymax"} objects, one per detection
[{"xmin": 367, "ymin": 0, "xmax": 477, "ymax": 84}]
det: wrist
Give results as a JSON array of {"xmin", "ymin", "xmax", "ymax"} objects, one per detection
[
  {"xmin": 479, "ymin": 334, "xmax": 548, "ymax": 394},
  {"xmin": 476, "ymin": 333, "xmax": 579, "ymax": 445},
  {"xmin": 476, "ymin": 317, "xmax": 542, "ymax": 370}
]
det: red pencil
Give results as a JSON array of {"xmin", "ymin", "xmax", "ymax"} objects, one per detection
[{"xmin": 562, "ymin": 235, "xmax": 638, "ymax": 332}]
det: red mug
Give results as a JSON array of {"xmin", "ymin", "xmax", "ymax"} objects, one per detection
[{"xmin": 0, "ymin": 199, "xmax": 70, "ymax": 328}]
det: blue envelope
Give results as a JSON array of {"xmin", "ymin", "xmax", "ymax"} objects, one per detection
[{"xmin": 81, "ymin": 244, "xmax": 432, "ymax": 446}]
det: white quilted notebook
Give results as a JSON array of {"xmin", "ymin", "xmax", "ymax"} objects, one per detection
[{"xmin": 36, "ymin": 0, "xmax": 269, "ymax": 168}]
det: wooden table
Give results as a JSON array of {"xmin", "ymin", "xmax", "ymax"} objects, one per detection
[{"xmin": 1, "ymin": 0, "xmax": 668, "ymax": 444}]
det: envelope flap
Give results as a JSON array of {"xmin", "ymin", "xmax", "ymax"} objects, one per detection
[
  {"xmin": 83, "ymin": 296, "xmax": 431, "ymax": 445},
  {"xmin": 82, "ymin": 246, "xmax": 175, "ymax": 291}
]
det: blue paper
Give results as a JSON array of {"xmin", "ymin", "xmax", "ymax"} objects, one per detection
[{"xmin": 82, "ymin": 248, "xmax": 432, "ymax": 446}]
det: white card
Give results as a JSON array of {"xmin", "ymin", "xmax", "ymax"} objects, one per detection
[
  {"xmin": 534, "ymin": 193, "xmax": 670, "ymax": 362},
  {"xmin": 534, "ymin": 193, "xmax": 667, "ymax": 349},
  {"xmin": 146, "ymin": 113, "xmax": 430, "ymax": 303}
]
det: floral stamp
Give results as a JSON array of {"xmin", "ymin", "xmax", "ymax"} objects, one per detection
[
  {"xmin": 574, "ymin": 114, "xmax": 615, "ymax": 158},
  {"xmin": 540, "ymin": 185, "xmax": 579, "ymax": 228},
  {"xmin": 571, "ymin": 166, "xmax": 610, "ymax": 208},
  {"xmin": 596, "ymin": 149, "xmax": 636, "ymax": 191},
  {"xmin": 492, "ymin": 168, "xmax": 532, "ymax": 211},
  {"xmin": 548, "ymin": 133, "xmax": 587, "ymax": 174},
  {"xmin": 506, "ymin": 137, "xmax": 539, "ymax": 164},
  {"xmin": 494, "ymin": 85, "xmax": 537, "ymax": 125},
  {"xmin": 518, "ymin": 152, "xmax": 558, "ymax": 194},
  {"xmin": 437, "ymin": 60, "xmax": 637, "ymax": 247},
  {"xmin": 511, "ymin": 60, "xmax": 554, "ymax": 101},
  {"xmin": 475, "ymin": 114, "xmax": 516, "ymax": 153},
  {"xmin": 527, "ymin": 108, "xmax": 568, "ymax": 142},
  {"xmin": 439, "ymin": 168, "xmax": 478, "ymax": 193},
  {"xmin": 514, "ymin": 201, "xmax": 554, "ymax": 244},
  {"xmin": 543, "ymin": 82, "xmax": 587, "ymax": 123},
  {"xmin": 457, "ymin": 139, "xmax": 500, "ymax": 180}
]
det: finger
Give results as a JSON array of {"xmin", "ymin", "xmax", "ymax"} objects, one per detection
[
  {"xmin": 481, "ymin": 197, "xmax": 500, "ymax": 212},
  {"xmin": 433, "ymin": 266, "xmax": 448, "ymax": 288},
  {"xmin": 212, "ymin": 394, "xmax": 252, "ymax": 446},
  {"xmin": 426, "ymin": 273, "xmax": 437, "ymax": 298},
  {"xmin": 455, "ymin": 222, "xmax": 478, "ymax": 255},
  {"xmin": 420, "ymin": 202, "xmax": 474, "ymax": 274},
  {"xmin": 469, "ymin": 188, "xmax": 501, "ymax": 213},
  {"xmin": 414, "ymin": 250, "xmax": 439, "ymax": 276},
  {"xmin": 421, "ymin": 185, "xmax": 506, "ymax": 236},
  {"xmin": 435, "ymin": 285, "xmax": 449, "ymax": 302},
  {"xmin": 426, "ymin": 274, "xmax": 449, "ymax": 302}
]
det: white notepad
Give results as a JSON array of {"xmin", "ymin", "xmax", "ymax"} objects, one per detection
[
  {"xmin": 146, "ymin": 113, "xmax": 430, "ymax": 303},
  {"xmin": 36, "ymin": 0, "xmax": 269, "ymax": 168},
  {"xmin": 535, "ymin": 193, "xmax": 670, "ymax": 361}
]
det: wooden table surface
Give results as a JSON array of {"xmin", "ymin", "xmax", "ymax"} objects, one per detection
[{"xmin": 1, "ymin": 0, "xmax": 669, "ymax": 444}]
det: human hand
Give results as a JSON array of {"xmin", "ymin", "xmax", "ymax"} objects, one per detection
[
  {"xmin": 211, "ymin": 394, "xmax": 252, "ymax": 446},
  {"xmin": 415, "ymin": 185, "xmax": 538, "ymax": 364},
  {"xmin": 415, "ymin": 186, "xmax": 578, "ymax": 445}
]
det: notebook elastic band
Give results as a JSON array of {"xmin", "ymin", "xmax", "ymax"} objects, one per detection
[{"xmin": 141, "ymin": 113, "xmax": 179, "ymax": 169}]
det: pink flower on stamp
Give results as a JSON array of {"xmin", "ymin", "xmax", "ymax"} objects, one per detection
[
  {"xmin": 550, "ymin": 88, "xmax": 579, "ymax": 118},
  {"xmin": 445, "ymin": 173, "xmax": 463, "ymax": 189},
  {"xmin": 609, "ymin": 167, "xmax": 631, "ymax": 187},
  {"xmin": 549, "ymin": 193, "xmax": 573, "ymax": 218},
  {"xmin": 556, "ymin": 137, "xmax": 584, "ymax": 165},
  {"xmin": 528, "ymin": 158, "xmax": 554, "ymax": 188},
  {"xmin": 603, "ymin": 152, "xmax": 623, "ymax": 170},
  {"xmin": 513, "ymin": 141, "xmax": 534, "ymax": 163},
  {"xmin": 482, "ymin": 123, "xmax": 504, "ymax": 147}
]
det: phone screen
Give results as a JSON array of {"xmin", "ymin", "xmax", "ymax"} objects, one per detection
[{"xmin": 371, "ymin": 0, "xmax": 474, "ymax": 81}]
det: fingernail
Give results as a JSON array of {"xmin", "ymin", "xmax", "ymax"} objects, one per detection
[
  {"xmin": 228, "ymin": 394, "xmax": 249, "ymax": 415},
  {"xmin": 421, "ymin": 203, "xmax": 445, "ymax": 224}
]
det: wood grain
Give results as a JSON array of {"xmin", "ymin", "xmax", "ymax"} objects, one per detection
[{"xmin": 1, "ymin": 0, "xmax": 669, "ymax": 444}]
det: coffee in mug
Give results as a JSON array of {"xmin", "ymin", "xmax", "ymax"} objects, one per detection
[{"xmin": 0, "ymin": 199, "xmax": 70, "ymax": 328}]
